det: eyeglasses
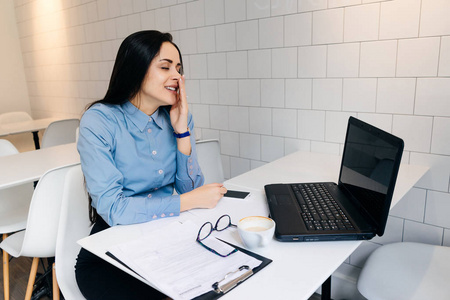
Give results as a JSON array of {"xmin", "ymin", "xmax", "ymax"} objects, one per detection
[{"xmin": 196, "ymin": 214, "xmax": 237, "ymax": 257}]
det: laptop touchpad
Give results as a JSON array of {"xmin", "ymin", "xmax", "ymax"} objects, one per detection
[{"xmin": 276, "ymin": 195, "xmax": 292, "ymax": 205}]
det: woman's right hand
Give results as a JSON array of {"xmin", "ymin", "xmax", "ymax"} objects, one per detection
[{"xmin": 180, "ymin": 183, "xmax": 227, "ymax": 212}]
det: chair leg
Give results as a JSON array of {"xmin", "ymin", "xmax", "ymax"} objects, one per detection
[
  {"xmin": 52, "ymin": 262, "xmax": 60, "ymax": 300},
  {"xmin": 25, "ymin": 257, "xmax": 39, "ymax": 300},
  {"xmin": 2, "ymin": 233, "xmax": 10, "ymax": 300}
]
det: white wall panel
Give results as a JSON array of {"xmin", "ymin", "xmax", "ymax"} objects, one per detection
[
  {"xmin": 261, "ymin": 79, "xmax": 284, "ymax": 107},
  {"xmin": 261, "ymin": 135, "xmax": 284, "ymax": 162},
  {"xmin": 312, "ymin": 79, "xmax": 342, "ymax": 111},
  {"xmin": 285, "ymin": 79, "xmax": 312, "ymax": 109},
  {"xmin": 360, "ymin": 40, "xmax": 397, "ymax": 77},
  {"xmin": 298, "ymin": 45, "xmax": 327, "ymax": 78},
  {"xmin": 312, "ymin": 8, "xmax": 344, "ymax": 45},
  {"xmin": 344, "ymin": 3, "xmax": 379, "ymax": 42},
  {"xmin": 376, "ymin": 78, "xmax": 416, "ymax": 114},
  {"xmin": 259, "ymin": 16, "xmax": 284, "ymax": 49},
  {"xmin": 415, "ymin": 78, "xmax": 450, "ymax": 117},
  {"xmin": 236, "ymin": 20, "xmax": 258, "ymax": 50},
  {"xmin": 379, "ymin": 0, "xmax": 420, "ymax": 39},
  {"xmin": 431, "ymin": 117, "xmax": 450, "ymax": 156},
  {"xmin": 239, "ymin": 133, "xmax": 261, "ymax": 160},
  {"xmin": 397, "ymin": 37, "xmax": 440, "ymax": 77},
  {"xmin": 327, "ymin": 43, "xmax": 360, "ymax": 78},
  {"xmin": 284, "ymin": 13, "xmax": 311, "ymax": 47},
  {"xmin": 343, "ymin": 78, "xmax": 377, "ymax": 112},
  {"xmin": 420, "ymin": 0, "xmax": 450, "ymax": 37}
]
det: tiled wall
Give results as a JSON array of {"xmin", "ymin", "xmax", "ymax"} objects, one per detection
[{"xmin": 13, "ymin": 0, "xmax": 450, "ymax": 291}]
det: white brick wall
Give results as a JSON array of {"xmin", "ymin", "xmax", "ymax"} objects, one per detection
[{"xmin": 11, "ymin": 0, "xmax": 450, "ymax": 298}]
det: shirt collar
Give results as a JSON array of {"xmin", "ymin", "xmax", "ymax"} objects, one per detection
[
  {"xmin": 151, "ymin": 107, "xmax": 165, "ymax": 129},
  {"xmin": 121, "ymin": 101, "xmax": 165, "ymax": 131}
]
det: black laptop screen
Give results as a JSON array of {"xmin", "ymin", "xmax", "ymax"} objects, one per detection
[{"xmin": 339, "ymin": 117, "xmax": 403, "ymax": 234}]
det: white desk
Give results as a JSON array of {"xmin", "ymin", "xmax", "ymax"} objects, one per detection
[
  {"xmin": 0, "ymin": 143, "xmax": 80, "ymax": 189},
  {"xmin": 0, "ymin": 117, "xmax": 62, "ymax": 149},
  {"xmin": 78, "ymin": 151, "xmax": 429, "ymax": 300}
]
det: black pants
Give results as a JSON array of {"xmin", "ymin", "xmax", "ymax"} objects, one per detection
[{"xmin": 75, "ymin": 217, "xmax": 167, "ymax": 300}]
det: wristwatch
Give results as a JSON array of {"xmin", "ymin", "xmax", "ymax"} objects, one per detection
[{"xmin": 173, "ymin": 128, "xmax": 190, "ymax": 138}]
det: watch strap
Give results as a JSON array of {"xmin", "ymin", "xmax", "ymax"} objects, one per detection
[{"xmin": 173, "ymin": 130, "xmax": 190, "ymax": 138}]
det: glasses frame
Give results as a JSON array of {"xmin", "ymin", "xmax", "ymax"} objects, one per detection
[{"xmin": 196, "ymin": 214, "xmax": 238, "ymax": 257}]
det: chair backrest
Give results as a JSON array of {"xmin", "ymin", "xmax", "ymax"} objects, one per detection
[
  {"xmin": 0, "ymin": 111, "xmax": 32, "ymax": 125},
  {"xmin": 19, "ymin": 165, "xmax": 73, "ymax": 257},
  {"xmin": 0, "ymin": 139, "xmax": 20, "ymax": 156},
  {"xmin": 0, "ymin": 139, "xmax": 34, "ymax": 234},
  {"xmin": 55, "ymin": 164, "xmax": 90, "ymax": 300},
  {"xmin": 196, "ymin": 139, "xmax": 224, "ymax": 184},
  {"xmin": 41, "ymin": 119, "xmax": 80, "ymax": 148}
]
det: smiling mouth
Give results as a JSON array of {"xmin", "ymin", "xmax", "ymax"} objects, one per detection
[{"xmin": 165, "ymin": 86, "xmax": 178, "ymax": 92}]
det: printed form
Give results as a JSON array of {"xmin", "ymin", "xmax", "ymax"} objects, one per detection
[{"xmin": 108, "ymin": 220, "xmax": 261, "ymax": 299}]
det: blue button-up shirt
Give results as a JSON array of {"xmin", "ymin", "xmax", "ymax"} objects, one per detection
[{"xmin": 77, "ymin": 101, "xmax": 204, "ymax": 226}]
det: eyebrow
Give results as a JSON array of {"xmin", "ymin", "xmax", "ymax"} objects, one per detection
[{"xmin": 159, "ymin": 58, "xmax": 181, "ymax": 66}]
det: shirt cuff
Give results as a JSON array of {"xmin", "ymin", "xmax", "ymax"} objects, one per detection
[
  {"xmin": 176, "ymin": 150, "xmax": 200, "ymax": 182},
  {"xmin": 146, "ymin": 195, "xmax": 181, "ymax": 220}
]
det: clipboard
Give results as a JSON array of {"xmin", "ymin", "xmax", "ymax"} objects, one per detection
[
  {"xmin": 106, "ymin": 240, "xmax": 272, "ymax": 300},
  {"xmin": 193, "ymin": 240, "xmax": 272, "ymax": 300}
]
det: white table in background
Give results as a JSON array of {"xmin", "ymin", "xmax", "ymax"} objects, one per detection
[
  {"xmin": 0, "ymin": 143, "xmax": 80, "ymax": 189},
  {"xmin": 0, "ymin": 117, "xmax": 62, "ymax": 149},
  {"xmin": 78, "ymin": 151, "xmax": 429, "ymax": 300}
]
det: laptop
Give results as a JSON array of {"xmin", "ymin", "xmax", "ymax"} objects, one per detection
[{"xmin": 264, "ymin": 116, "xmax": 404, "ymax": 242}]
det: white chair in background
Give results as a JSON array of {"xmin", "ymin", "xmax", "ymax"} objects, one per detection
[
  {"xmin": 357, "ymin": 242, "xmax": 450, "ymax": 300},
  {"xmin": 0, "ymin": 139, "xmax": 34, "ymax": 300},
  {"xmin": 196, "ymin": 139, "xmax": 225, "ymax": 184},
  {"xmin": 41, "ymin": 119, "xmax": 80, "ymax": 148},
  {"xmin": 0, "ymin": 165, "xmax": 73, "ymax": 300},
  {"xmin": 0, "ymin": 111, "xmax": 32, "ymax": 125},
  {"xmin": 75, "ymin": 126, "xmax": 79, "ymax": 143},
  {"xmin": 55, "ymin": 164, "xmax": 90, "ymax": 300}
]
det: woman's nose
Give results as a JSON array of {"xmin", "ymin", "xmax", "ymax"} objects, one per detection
[{"xmin": 171, "ymin": 69, "xmax": 181, "ymax": 81}]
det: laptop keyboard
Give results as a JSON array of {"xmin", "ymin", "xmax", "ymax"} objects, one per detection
[{"xmin": 292, "ymin": 183, "xmax": 355, "ymax": 231}]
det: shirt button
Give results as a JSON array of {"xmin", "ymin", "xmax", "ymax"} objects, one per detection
[
  {"xmin": 152, "ymin": 214, "xmax": 157, "ymax": 219},
  {"xmin": 189, "ymin": 171, "xmax": 193, "ymax": 175},
  {"xmin": 188, "ymin": 158, "xmax": 193, "ymax": 163},
  {"xmin": 158, "ymin": 169, "xmax": 163, "ymax": 174},
  {"xmin": 154, "ymin": 187, "xmax": 158, "ymax": 191},
  {"xmin": 169, "ymin": 213, "xmax": 174, "ymax": 217},
  {"xmin": 147, "ymin": 194, "xmax": 152, "ymax": 198},
  {"xmin": 161, "ymin": 213, "xmax": 166, "ymax": 218},
  {"xmin": 152, "ymin": 150, "xmax": 157, "ymax": 155},
  {"xmin": 147, "ymin": 128, "xmax": 152, "ymax": 133},
  {"xmin": 189, "ymin": 165, "xmax": 193, "ymax": 169}
]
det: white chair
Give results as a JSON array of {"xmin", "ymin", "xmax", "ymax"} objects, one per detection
[
  {"xmin": 196, "ymin": 139, "xmax": 225, "ymax": 184},
  {"xmin": 0, "ymin": 165, "xmax": 73, "ymax": 300},
  {"xmin": 55, "ymin": 164, "xmax": 90, "ymax": 300},
  {"xmin": 0, "ymin": 111, "xmax": 32, "ymax": 125},
  {"xmin": 357, "ymin": 242, "xmax": 450, "ymax": 300},
  {"xmin": 41, "ymin": 119, "xmax": 80, "ymax": 148},
  {"xmin": 0, "ymin": 139, "xmax": 34, "ymax": 300}
]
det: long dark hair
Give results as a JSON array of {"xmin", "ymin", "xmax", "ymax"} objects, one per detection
[{"xmin": 85, "ymin": 30, "xmax": 184, "ymax": 224}]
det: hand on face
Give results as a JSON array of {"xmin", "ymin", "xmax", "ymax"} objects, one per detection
[{"xmin": 170, "ymin": 75, "xmax": 189, "ymax": 134}]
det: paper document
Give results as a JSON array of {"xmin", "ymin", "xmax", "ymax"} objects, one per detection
[{"xmin": 107, "ymin": 220, "xmax": 262, "ymax": 299}]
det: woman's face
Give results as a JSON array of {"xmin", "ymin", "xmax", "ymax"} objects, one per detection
[{"xmin": 136, "ymin": 42, "xmax": 182, "ymax": 112}]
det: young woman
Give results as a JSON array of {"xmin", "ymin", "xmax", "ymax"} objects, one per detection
[{"xmin": 75, "ymin": 30, "xmax": 227, "ymax": 300}]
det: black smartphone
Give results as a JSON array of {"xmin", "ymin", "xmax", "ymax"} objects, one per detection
[{"xmin": 224, "ymin": 190, "xmax": 250, "ymax": 199}]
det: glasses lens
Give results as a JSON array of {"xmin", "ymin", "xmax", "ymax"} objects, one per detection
[
  {"xmin": 215, "ymin": 215, "xmax": 231, "ymax": 231},
  {"xmin": 198, "ymin": 222, "xmax": 213, "ymax": 241}
]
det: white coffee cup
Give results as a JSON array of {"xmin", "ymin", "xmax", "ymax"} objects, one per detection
[{"xmin": 237, "ymin": 216, "xmax": 276, "ymax": 249}]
